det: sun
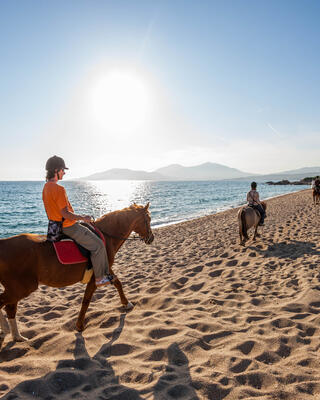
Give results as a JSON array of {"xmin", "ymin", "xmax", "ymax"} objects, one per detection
[{"xmin": 91, "ymin": 71, "xmax": 149, "ymax": 134}]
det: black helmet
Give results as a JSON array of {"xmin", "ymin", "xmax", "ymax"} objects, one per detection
[
  {"xmin": 251, "ymin": 181, "xmax": 257, "ymax": 189},
  {"xmin": 45, "ymin": 156, "xmax": 69, "ymax": 171}
]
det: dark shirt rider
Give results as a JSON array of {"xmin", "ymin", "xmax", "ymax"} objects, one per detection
[
  {"xmin": 246, "ymin": 181, "xmax": 265, "ymax": 226},
  {"xmin": 315, "ymin": 176, "xmax": 320, "ymax": 192}
]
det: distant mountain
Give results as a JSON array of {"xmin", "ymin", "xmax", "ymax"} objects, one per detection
[
  {"xmin": 234, "ymin": 167, "xmax": 320, "ymax": 182},
  {"xmin": 79, "ymin": 164, "xmax": 320, "ymax": 182},
  {"xmin": 154, "ymin": 162, "xmax": 252, "ymax": 180},
  {"xmin": 80, "ymin": 162, "xmax": 253, "ymax": 181},
  {"xmin": 277, "ymin": 167, "xmax": 320, "ymax": 175},
  {"xmin": 81, "ymin": 168, "xmax": 165, "ymax": 181}
]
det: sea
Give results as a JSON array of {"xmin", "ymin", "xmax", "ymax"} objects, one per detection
[{"xmin": 0, "ymin": 180, "xmax": 309, "ymax": 239}]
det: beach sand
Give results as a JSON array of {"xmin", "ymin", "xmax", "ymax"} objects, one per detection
[{"xmin": 1, "ymin": 188, "xmax": 320, "ymax": 399}]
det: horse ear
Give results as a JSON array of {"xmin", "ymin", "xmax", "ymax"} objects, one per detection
[{"xmin": 145, "ymin": 202, "xmax": 150, "ymax": 210}]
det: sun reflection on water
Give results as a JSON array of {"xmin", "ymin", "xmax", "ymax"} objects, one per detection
[{"xmin": 66, "ymin": 180, "xmax": 152, "ymax": 220}]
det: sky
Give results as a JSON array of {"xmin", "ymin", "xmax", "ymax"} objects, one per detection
[{"xmin": 0, "ymin": 0, "xmax": 320, "ymax": 180}]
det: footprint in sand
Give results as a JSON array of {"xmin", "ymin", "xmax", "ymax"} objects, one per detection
[
  {"xmin": 226, "ymin": 260, "xmax": 238, "ymax": 267},
  {"xmin": 236, "ymin": 340, "xmax": 256, "ymax": 355},
  {"xmin": 230, "ymin": 358, "xmax": 252, "ymax": 373},
  {"xmin": 149, "ymin": 328, "xmax": 179, "ymax": 340},
  {"xmin": 208, "ymin": 269, "xmax": 223, "ymax": 278}
]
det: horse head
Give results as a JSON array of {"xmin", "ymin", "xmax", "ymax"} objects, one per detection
[
  {"xmin": 261, "ymin": 201, "xmax": 267, "ymax": 211},
  {"xmin": 130, "ymin": 202, "xmax": 154, "ymax": 244}
]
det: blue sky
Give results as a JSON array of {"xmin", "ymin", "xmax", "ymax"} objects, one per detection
[{"xmin": 1, "ymin": 0, "xmax": 319, "ymax": 179}]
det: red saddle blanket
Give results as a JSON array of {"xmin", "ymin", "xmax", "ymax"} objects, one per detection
[
  {"xmin": 53, "ymin": 239, "xmax": 88, "ymax": 264},
  {"xmin": 53, "ymin": 226, "xmax": 105, "ymax": 265}
]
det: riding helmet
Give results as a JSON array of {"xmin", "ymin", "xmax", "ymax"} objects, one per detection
[{"xmin": 45, "ymin": 156, "xmax": 69, "ymax": 171}]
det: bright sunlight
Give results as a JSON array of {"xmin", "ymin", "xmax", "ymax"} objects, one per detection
[{"xmin": 91, "ymin": 71, "xmax": 149, "ymax": 134}]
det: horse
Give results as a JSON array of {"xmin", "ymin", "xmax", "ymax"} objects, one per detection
[
  {"xmin": 312, "ymin": 187, "xmax": 320, "ymax": 206},
  {"xmin": 238, "ymin": 201, "xmax": 267, "ymax": 246},
  {"xmin": 0, "ymin": 203, "xmax": 154, "ymax": 342}
]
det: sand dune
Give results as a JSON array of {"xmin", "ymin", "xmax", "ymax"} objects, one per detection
[{"xmin": 1, "ymin": 189, "xmax": 320, "ymax": 399}]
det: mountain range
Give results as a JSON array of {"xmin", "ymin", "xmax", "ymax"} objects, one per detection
[{"xmin": 79, "ymin": 162, "xmax": 320, "ymax": 182}]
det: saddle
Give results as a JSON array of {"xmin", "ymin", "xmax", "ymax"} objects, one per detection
[
  {"xmin": 247, "ymin": 205, "xmax": 261, "ymax": 217},
  {"xmin": 52, "ymin": 223, "xmax": 105, "ymax": 264},
  {"xmin": 51, "ymin": 223, "xmax": 105, "ymax": 284}
]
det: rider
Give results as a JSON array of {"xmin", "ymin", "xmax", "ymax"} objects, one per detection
[
  {"xmin": 42, "ymin": 155, "xmax": 114, "ymax": 287},
  {"xmin": 247, "ymin": 181, "xmax": 266, "ymax": 226}
]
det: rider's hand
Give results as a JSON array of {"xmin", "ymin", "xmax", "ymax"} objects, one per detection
[{"xmin": 82, "ymin": 215, "xmax": 93, "ymax": 224}]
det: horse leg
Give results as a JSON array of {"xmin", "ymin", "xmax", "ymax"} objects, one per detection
[
  {"xmin": 76, "ymin": 279, "xmax": 97, "ymax": 332},
  {"xmin": 0, "ymin": 292, "xmax": 26, "ymax": 342},
  {"xmin": 239, "ymin": 210, "xmax": 247, "ymax": 246},
  {"xmin": 0, "ymin": 308, "xmax": 10, "ymax": 337},
  {"xmin": 0, "ymin": 292, "xmax": 12, "ymax": 339},
  {"xmin": 5, "ymin": 303, "xmax": 27, "ymax": 342},
  {"xmin": 253, "ymin": 224, "xmax": 259, "ymax": 241},
  {"xmin": 239, "ymin": 225, "xmax": 244, "ymax": 246},
  {"xmin": 113, "ymin": 276, "xmax": 133, "ymax": 310}
]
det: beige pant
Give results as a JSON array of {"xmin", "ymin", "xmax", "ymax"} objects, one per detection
[{"xmin": 63, "ymin": 223, "xmax": 109, "ymax": 279}]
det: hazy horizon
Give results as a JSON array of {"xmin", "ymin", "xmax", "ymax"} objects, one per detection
[
  {"xmin": 1, "ymin": 0, "xmax": 320, "ymax": 180},
  {"xmin": 1, "ymin": 161, "xmax": 320, "ymax": 182}
]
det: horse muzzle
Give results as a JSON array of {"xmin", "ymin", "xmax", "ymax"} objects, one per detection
[{"xmin": 145, "ymin": 232, "xmax": 154, "ymax": 244}]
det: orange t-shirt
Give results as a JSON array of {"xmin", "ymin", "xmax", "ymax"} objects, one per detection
[{"xmin": 42, "ymin": 182, "xmax": 76, "ymax": 228}]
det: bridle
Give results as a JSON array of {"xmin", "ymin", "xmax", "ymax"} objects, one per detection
[{"xmin": 92, "ymin": 211, "xmax": 153, "ymax": 244}]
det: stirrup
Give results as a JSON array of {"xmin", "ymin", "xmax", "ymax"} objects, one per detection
[{"xmin": 95, "ymin": 274, "xmax": 115, "ymax": 287}]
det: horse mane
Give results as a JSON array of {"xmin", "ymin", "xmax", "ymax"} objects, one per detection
[
  {"xmin": 261, "ymin": 201, "xmax": 267, "ymax": 210},
  {"xmin": 95, "ymin": 204, "xmax": 147, "ymax": 234}
]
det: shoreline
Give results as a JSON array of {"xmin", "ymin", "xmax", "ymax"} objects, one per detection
[{"xmin": 153, "ymin": 187, "xmax": 310, "ymax": 229}]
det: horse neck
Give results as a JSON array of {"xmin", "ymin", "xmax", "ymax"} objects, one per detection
[{"xmin": 95, "ymin": 208, "xmax": 137, "ymax": 242}]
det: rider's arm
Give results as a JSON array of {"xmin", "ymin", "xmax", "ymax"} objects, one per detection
[{"xmin": 60, "ymin": 207, "xmax": 92, "ymax": 224}]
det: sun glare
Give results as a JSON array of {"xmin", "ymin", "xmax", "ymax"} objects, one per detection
[{"xmin": 91, "ymin": 71, "xmax": 149, "ymax": 134}]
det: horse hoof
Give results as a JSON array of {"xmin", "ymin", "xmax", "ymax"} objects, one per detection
[
  {"xmin": 14, "ymin": 335, "xmax": 28, "ymax": 342},
  {"xmin": 76, "ymin": 323, "xmax": 85, "ymax": 332},
  {"xmin": 124, "ymin": 301, "xmax": 134, "ymax": 311}
]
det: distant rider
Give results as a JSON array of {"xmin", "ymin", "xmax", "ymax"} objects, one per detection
[
  {"xmin": 247, "ymin": 181, "xmax": 265, "ymax": 226},
  {"xmin": 42, "ymin": 155, "xmax": 114, "ymax": 286}
]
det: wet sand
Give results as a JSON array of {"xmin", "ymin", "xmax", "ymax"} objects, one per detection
[{"xmin": 1, "ymin": 188, "xmax": 320, "ymax": 399}]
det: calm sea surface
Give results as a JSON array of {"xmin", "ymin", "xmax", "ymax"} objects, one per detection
[{"xmin": 0, "ymin": 180, "xmax": 309, "ymax": 238}]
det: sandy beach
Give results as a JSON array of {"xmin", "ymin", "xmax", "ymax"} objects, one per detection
[{"xmin": 1, "ymin": 188, "xmax": 320, "ymax": 399}]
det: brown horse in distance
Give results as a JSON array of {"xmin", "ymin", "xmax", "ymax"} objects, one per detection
[
  {"xmin": 0, "ymin": 203, "xmax": 154, "ymax": 342},
  {"xmin": 238, "ymin": 201, "xmax": 267, "ymax": 246},
  {"xmin": 312, "ymin": 188, "xmax": 320, "ymax": 206}
]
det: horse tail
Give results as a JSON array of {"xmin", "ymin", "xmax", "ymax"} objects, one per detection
[{"xmin": 240, "ymin": 209, "xmax": 248, "ymax": 239}]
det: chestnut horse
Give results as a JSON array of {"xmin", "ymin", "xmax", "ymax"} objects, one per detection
[
  {"xmin": 0, "ymin": 203, "xmax": 154, "ymax": 342},
  {"xmin": 238, "ymin": 201, "xmax": 267, "ymax": 246}
]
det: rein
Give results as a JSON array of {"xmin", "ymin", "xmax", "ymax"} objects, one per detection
[
  {"xmin": 101, "ymin": 231, "xmax": 142, "ymax": 241},
  {"xmin": 91, "ymin": 222, "xmax": 141, "ymax": 241},
  {"xmin": 91, "ymin": 212, "xmax": 152, "ymax": 242}
]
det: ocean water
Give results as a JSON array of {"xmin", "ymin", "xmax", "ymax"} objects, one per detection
[{"xmin": 0, "ymin": 180, "xmax": 309, "ymax": 238}]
